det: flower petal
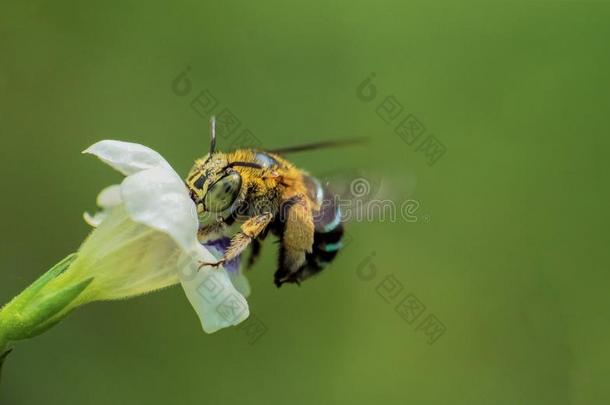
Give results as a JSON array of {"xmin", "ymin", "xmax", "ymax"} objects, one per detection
[
  {"xmin": 83, "ymin": 140, "xmax": 172, "ymax": 176},
  {"xmin": 83, "ymin": 185, "xmax": 123, "ymax": 227},
  {"xmin": 81, "ymin": 139, "xmax": 250, "ymax": 333},
  {"xmin": 228, "ymin": 270, "xmax": 251, "ymax": 298},
  {"xmin": 97, "ymin": 184, "xmax": 122, "ymax": 208},
  {"xmin": 120, "ymin": 167, "xmax": 200, "ymax": 254},
  {"xmin": 56, "ymin": 207, "xmax": 181, "ymax": 302},
  {"xmin": 177, "ymin": 247, "xmax": 250, "ymax": 333},
  {"xmin": 83, "ymin": 211, "xmax": 108, "ymax": 227}
]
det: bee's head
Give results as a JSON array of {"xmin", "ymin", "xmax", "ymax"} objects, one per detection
[
  {"xmin": 186, "ymin": 153, "xmax": 243, "ymax": 215},
  {"xmin": 186, "ymin": 116, "xmax": 251, "ymax": 219},
  {"xmin": 186, "ymin": 117, "xmax": 264, "ymax": 219}
]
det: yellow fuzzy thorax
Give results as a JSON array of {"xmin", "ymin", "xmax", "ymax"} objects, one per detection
[{"xmin": 185, "ymin": 148, "xmax": 312, "ymax": 220}]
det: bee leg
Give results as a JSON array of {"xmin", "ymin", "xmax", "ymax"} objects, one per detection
[
  {"xmin": 247, "ymin": 239, "xmax": 262, "ymax": 269},
  {"xmin": 274, "ymin": 196, "xmax": 314, "ymax": 287},
  {"xmin": 199, "ymin": 213, "xmax": 273, "ymax": 270},
  {"xmin": 224, "ymin": 213, "xmax": 273, "ymax": 261}
]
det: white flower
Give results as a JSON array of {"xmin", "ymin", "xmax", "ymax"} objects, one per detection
[{"xmin": 48, "ymin": 140, "xmax": 249, "ymax": 333}]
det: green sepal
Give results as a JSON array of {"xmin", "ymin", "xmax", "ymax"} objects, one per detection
[
  {"xmin": 0, "ymin": 253, "xmax": 93, "ymax": 342},
  {"xmin": 6, "ymin": 253, "xmax": 77, "ymax": 312},
  {"xmin": 4, "ymin": 276, "xmax": 93, "ymax": 341}
]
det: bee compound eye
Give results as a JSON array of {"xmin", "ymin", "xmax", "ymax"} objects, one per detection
[{"xmin": 203, "ymin": 172, "xmax": 241, "ymax": 212}]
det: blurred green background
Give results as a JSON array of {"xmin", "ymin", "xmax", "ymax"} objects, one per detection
[{"xmin": 1, "ymin": 0, "xmax": 609, "ymax": 404}]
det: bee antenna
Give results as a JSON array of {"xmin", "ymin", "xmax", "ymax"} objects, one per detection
[{"xmin": 209, "ymin": 116, "xmax": 217, "ymax": 154}]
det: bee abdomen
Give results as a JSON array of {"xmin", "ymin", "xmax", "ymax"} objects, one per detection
[
  {"xmin": 301, "ymin": 175, "xmax": 345, "ymax": 278},
  {"xmin": 309, "ymin": 221, "xmax": 344, "ymax": 268},
  {"xmin": 275, "ymin": 175, "xmax": 345, "ymax": 286}
]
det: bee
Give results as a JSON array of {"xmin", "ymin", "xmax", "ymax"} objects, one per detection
[{"xmin": 186, "ymin": 118, "xmax": 361, "ymax": 287}]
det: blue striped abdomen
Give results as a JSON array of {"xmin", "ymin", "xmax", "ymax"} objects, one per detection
[{"xmin": 300, "ymin": 175, "xmax": 345, "ymax": 280}]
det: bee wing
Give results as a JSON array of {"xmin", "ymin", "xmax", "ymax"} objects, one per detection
[
  {"xmin": 310, "ymin": 169, "xmax": 418, "ymax": 227},
  {"xmin": 308, "ymin": 169, "xmax": 384, "ymax": 228}
]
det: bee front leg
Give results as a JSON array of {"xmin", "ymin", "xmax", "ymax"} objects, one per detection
[
  {"xmin": 198, "ymin": 213, "xmax": 273, "ymax": 270},
  {"xmin": 225, "ymin": 213, "xmax": 274, "ymax": 261}
]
